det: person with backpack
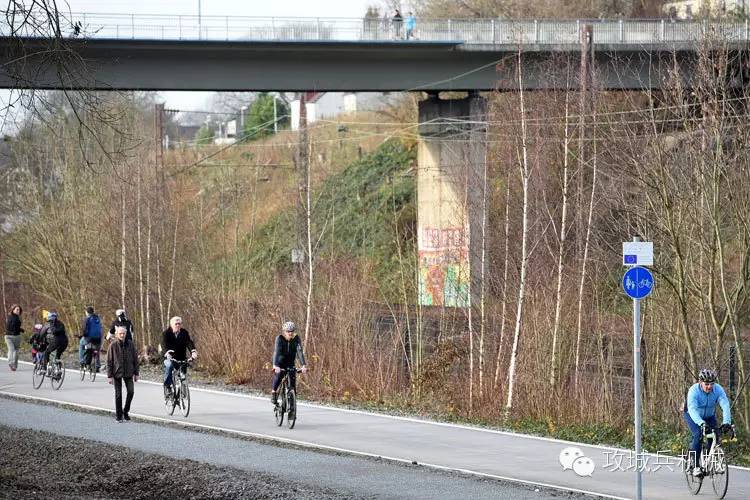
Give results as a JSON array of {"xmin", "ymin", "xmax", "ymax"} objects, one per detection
[{"xmin": 79, "ymin": 306, "xmax": 103, "ymax": 371}]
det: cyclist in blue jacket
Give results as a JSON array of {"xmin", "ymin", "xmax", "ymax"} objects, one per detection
[{"xmin": 684, "ymin": 369, "xmax": 732, "ymax": 476}]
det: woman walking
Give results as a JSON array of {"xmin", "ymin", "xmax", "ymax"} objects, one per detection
[
  {"xmin": 5, "ymin": 304, "xmax": 24, "ymax": 371},
  {"xmin": 107, "ymin": 326, "xmax": 139, "ymax": 422}
]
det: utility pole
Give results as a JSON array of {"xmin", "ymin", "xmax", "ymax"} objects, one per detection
[
  {"xmin": 198, "ymin": 0, "xmax": 202, "ymax": 39},
  {"xmin": 154, "ymin": 103, "xmax": 164, "ymax": 170}
]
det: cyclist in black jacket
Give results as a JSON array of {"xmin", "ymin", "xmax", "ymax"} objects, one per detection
[
  {"xmin": 159, "ymin": 316, "xmax": 197, "ymax": 397},
  {"xmin": 41, "ymin": 311, "xmax": 67, "ymax": 369},
  {"xmin": 271, "ymin": 321, "xmax": 307, "ymax": 406}
]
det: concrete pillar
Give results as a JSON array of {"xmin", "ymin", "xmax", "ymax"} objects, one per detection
[{"xmin": 417, "ymin": 93, "xmax": 487, "ymax": 307}]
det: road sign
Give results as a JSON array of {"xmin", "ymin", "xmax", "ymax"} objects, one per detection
[
  {"xmin": 623, "ymin": 242, "xmax": 653, "ymax": 266},
  {"xmin": 622, "ymin": 266, "xmax": 654, "ymax": 300}
]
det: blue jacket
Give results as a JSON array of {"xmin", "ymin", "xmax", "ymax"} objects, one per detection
[{"xmin": 686, "ymin": 382, "xmax": 731, "ymax": 425}]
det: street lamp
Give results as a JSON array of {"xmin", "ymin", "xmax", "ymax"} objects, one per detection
[{"xmin": 198, "ymin": 0, "xmax": 202, "ymax": 40}]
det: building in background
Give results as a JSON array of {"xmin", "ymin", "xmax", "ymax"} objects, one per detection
[{"xmin": 663, "ymin": 0, "xmax": 747, "ymax": 18}]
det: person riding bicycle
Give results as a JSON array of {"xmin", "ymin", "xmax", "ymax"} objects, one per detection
[
  {"xmin": 107, "ymin": 308, "xmax": 134, "ymax": 343},
  {"xmin": 78, "ymin": 306, "xmax": 103, "ymax": 371},
  {"xmin": 271, "ymin": 321, "xmax": 307, "ymax": 407},
  {"xmin": 684, "ymin": 368, "xmax": 733, "ymax": 477},
  {"xmin": 40, "ymin": 311, "xmax": 68, "ymax": 370},
  {"xmin": 159, "ymin": 316, "xmax": 197, "ymax": 399}
]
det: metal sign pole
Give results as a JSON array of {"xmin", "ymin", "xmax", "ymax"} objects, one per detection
[{"xmin": 634, "ymin": 296, "xmax": 642, "ymax": 500}]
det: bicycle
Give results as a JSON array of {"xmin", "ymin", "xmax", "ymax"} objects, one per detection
[
  {"xmin": 164, "ymin": 359, "xmax": 191, "ymax": 417},
  {"xmin": 79, "ymin": 341, "xmax": 99, "ymax": 382},
  {"xmin": 274, "ymin": 368, "xmax": 301, "ymax": 429},
  {"xmin": 683, "ymin": 423, "xmax": 736, "ymax": 498},
  {"xmin": 33, "ymin": 350, "xmax": 65, "ymax": 390},
  {"xmin": 31, "ymin": 348, "xmax": 46, "ymax": 389}
]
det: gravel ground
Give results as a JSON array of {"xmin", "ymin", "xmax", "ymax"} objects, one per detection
[
  {"xmin": 0, "ymin": 397, "xmax": 580, "ymax": 500},
  {"xmin": 0, "ymin": 423, "xmax": 359, "ymax": 500}
]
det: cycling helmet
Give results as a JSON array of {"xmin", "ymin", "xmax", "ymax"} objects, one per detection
[
  {"xmin": 698, "ymin": 369, "xmax": 717, "ymax": 383},
  {"xmin": 47, "ymin": 311, "xmax": 58, "ymax": 321},
  {"xmin": 282, "ymin": 321, "xmax": 296, "ymax": 333}
]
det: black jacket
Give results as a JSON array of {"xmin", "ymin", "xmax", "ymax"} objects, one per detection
[
  {"xmin": 160, "ymin": 327, "xmax": 195, "ymax": 361},
  {"xmin": 272, "ymin": 334, "xmax": 306, "ymax": 368},
  {"xmin": 109, "ymin": 318, "xmax": 134, "ymax": 342},
  {"xmin": 5, "ymin": 313, "xmax": 23, "ymax": 336},
  {"xmin": 41, "ymin": 319, "xmax": 67, "ymax": 345},
  {"xmin": 107, "ymin": 338, "xmax": 139, "ymax": 379}
]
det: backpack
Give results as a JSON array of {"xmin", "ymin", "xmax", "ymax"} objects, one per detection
[{"xmin": 86, "ymin": 315, "xmax": 102, "ymax": 340}]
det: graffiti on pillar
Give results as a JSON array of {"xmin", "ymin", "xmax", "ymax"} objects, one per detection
[{"xmin": 418, "ymin": 226, "xmax": 470, "ymax": 307}]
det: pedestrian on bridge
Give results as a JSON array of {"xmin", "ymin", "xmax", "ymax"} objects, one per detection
[
  {"xmin": 392, "ymin": 9, "xmax": 403, "ymax": 39},
  {"xmin": 405, "ymin": 12, "xmax": 416, "ymax": 40},
  {"xmin": 5, "ymin": 304, "xmax": 24, "ymax": 371},
  {"xmin": 107, "ymin": 326, "xmax": 139, "ymax": 422}
]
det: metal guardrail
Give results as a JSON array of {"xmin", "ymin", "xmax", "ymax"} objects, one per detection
[{"xmin": 2, "ymin": 13, "xmax": 750, "ymax": 44}]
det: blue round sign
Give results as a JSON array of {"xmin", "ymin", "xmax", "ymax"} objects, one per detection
[{"xmin": 622, "ymin": 266, "xmax": 654, "ymax": 299}]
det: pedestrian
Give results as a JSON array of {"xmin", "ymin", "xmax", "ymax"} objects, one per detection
[
  {"xmin": 107, "ymin": 325, "xmax": 139, "ymax": 422},
  {"xmin": 392, "ymin": 9, "xmax": 403, "ymax": 39},
  {"xmin": 107, "ymin": 308, "xmax": 134, "ymax": 343},
  {"xmin": 78, "ymin": 306, "xmax": 103, "ymax": 371},
  {"xmin": 405, "ymin": 12, "xmax": 416, "ymax": 40},
  {"xmin": 5, "ymin": 304, "xmax": 24, "ymax": 371}
]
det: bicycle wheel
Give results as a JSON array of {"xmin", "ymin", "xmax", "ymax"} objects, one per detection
[
  {"xmin": 166, "ymin": 382, "xmax": 177, "ymax": 416},
  {"xmin": 683, "ymin": 452, "xmax": 703, "ymax": 495},
  {"xmin": 711, "ymin": 447, "xmax": 729, "ymax": 499},
  {"xmin": 32, "ymin": 362, "xmax": 45, "ymax": 389},
  {"xmin": 79, "ymin": 363, "xmax": 86, "ymax": 381},
  {"xmin": 179, "ymin": 380, "xmax": 190, "ymax": 417},
  {"xmin": 50, "ymin": 361, "xmax": 65, "ymax": 390},
  {"xmin": 287, "ymin": 389, "xmax": 297, "ymax": 429},
  {"xmin": 275, "ymin": 383, "xmax": 286, "ymax": 427},
  {"xmin": 89, "ymin": 361, "xmax": 96, "ymax": 382}
]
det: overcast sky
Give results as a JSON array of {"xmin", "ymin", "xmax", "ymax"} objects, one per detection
[{"xmin": 1, "ymin": 0, "xmax": 387, "ymax": 132}]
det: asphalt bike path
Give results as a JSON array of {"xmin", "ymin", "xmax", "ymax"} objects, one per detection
[{"xmin": 1, "ymin": 360, "xmax": 748, "ymax": 499}]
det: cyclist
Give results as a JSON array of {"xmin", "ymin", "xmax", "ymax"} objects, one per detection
[
  {"xmin": 684, "ymin": 368, "xmax": 733, "ymax": 476},
  {"xmin": 271, "ymin": 321, "xmax": 307, "ymax": 407},
  {"xmin": 40, "ymin": 311, "xmax": 68, "ymax": 370},
  {"xmin": 159, "ymin": 316, "xmax": 197, "ymax": 399},
  {"xmin": 78, "ymin": 306, "xmax": 103, "ymax": 371},
  {"xmin": 107, "ymin": 308, "xmax": 134, "ymax": 343}
]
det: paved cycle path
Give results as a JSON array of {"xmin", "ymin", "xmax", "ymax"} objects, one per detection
[{"xmin": 1, "ymin": 360, "xmax": 748, "ymax": 499}]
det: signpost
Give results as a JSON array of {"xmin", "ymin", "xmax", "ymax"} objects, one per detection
[{"xmin": 622, "ymin": 238, "xmax": 654, "ymax": 500}]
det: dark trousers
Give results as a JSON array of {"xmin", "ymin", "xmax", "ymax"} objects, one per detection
[
  {"xmin": 272, "ymin": 369, "xmax": 296, "ymax": 392},
  {"xmin": 114, "ymin": 377, "xmax": 134, "ymax": 418},
  {"xmin": 44, "ymin": 337, "xmax": 67, "ymax": 365}
]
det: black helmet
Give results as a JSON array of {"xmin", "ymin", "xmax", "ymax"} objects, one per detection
[{"xmin": 698, "ymin": 369, "xmax": 717, "ymax": 383}]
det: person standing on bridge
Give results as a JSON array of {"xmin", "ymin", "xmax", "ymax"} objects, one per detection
[
  {"xmin": 392, "ymin": 9, "xmax": 403, "ymax": 40},
  {"xmin": 405, "ymin": 12, "xmax": 416, "ymax": 40},
  {"xmin": 5, "ymin": 304, "xmax": 24, "ymax": 371},
  {"xmin": 107, "ymin": 325, "xmax": 139, "ymax": 422}
]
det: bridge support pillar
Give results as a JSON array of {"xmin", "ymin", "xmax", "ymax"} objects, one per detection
[{"xmin": 417, "ymin": 92, "xmax": 487, "ymax": 307}]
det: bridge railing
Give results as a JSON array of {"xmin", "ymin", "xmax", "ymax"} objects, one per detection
[{"xmin": 2, "ymin": 13, "xmax": 750, "ymax": 45}]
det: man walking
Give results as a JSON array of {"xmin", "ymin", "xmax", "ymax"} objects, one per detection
[{"xmin": 107, "ymin": 326, "xmax": 139, "ymax": 422}]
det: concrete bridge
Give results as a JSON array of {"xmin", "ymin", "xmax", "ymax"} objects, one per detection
[
  {"xmin": 1, "ymin": 14, "xmax": 749, "ymax": 91},
  {"xmin": 2, "ymin": 14, "xmax": 748, "ymax": 306}
]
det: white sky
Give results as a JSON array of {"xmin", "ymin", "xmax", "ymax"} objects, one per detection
[{"xmin": 1, "ymin": 0, "xmax": 386, "ymax": 132}]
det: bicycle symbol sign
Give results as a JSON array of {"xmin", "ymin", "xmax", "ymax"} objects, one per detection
[{"xmin": 622, "ymin": 266, "xmax": 654, "ymax": 300}]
